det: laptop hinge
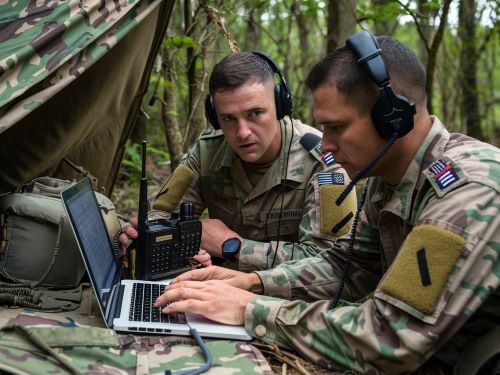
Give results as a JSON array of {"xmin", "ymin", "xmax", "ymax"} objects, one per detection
[{"xmin": 106, "ymin": 284, "xmax": 125, "ymax": 327}]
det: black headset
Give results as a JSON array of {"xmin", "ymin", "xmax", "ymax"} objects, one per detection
[
  {"xmin": 204, "ymin": 51, "xmax": 293, "ymax": 130},
  {"xmin": 346, "ymin": 30, "xmax": 416, "ymax": 139}
]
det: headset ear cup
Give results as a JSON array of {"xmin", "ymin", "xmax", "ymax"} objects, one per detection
[
  {"xmin": 205, "ymin": 94, "xmax": 220, "ymax": 130},
  {"xmin": 274, "ymin": 84, "xmax": 293, "ymax": 120},
  {"xmin": 371, "ymin": 87, "xmax": 415, "ymax": 139},
  {"xmin": 274, "ymin": 84, "xmax": 284, "ymax": 120}
]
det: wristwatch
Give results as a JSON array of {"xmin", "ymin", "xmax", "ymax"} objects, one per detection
[{"xmin": 221, "ymin": 237, "xmax": 242, "ymax": 260}]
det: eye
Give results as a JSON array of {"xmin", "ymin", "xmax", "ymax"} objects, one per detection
[
  {"xmin": 221, "ymin": 115, "xmax": 235, "ymax": 122},
  {"xmin": 322, "ymin": 123, "xmax": 345, "ymax": 133},
  {"xmin": 248, "ymin": 109, "xmax": 263, "ymax": 119}
]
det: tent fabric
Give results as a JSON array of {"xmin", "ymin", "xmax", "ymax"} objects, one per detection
[{"xmin": 0, "ymin": 0, "xmax": 174, "ymax": 195}]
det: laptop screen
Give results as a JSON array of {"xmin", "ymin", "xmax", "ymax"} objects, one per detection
[{"xmin": 61, "ymin": 178, "xmax": 119, "ymax": 312}]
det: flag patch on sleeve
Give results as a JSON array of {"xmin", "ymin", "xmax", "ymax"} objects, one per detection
[
  {"xmin": 318, "ymin": 172, "xmax": 344, "ymax": 185},
  {"xmin": 429, "ymin": 159, "xmax": 459, "ymax": 189}
]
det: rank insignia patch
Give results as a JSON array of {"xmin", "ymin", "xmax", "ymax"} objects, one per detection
[
  {"xmin": 313, "ymin": 141, "xmax": 335, "ymax": 166},
  {"xmin": 429, "ymin": 159, "xmax": 459, "ymax": 189},
  {"xmin": 321, "ymin": 152, "xmax": 335, "ymax": 166},
  {"xmin": 318, "ymin": 172, "xmax": 344, "ymax": 185}
]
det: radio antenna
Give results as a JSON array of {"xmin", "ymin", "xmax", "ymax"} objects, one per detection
[
  {"xmin": 136, "ymin": 140, "xmax": 149, "ymax": 277},
  {"xmin": 138, "ymin": 141, "xmax": 148, "ymax": 231}
]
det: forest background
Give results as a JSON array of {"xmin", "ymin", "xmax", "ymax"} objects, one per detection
[
  {"xmin": 112, "ymin": 2, "xmax": 497, "ymax": 371},
  {"xmin": 112, "ymin": 0, "xmax": 499, "ymax": 217}
]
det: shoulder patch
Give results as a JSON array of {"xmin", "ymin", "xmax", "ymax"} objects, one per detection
[
  {"xmin": 199, "ymin": 127, "xmax": 224, "ymax": 139},
  {"xmin": 308, "ymin": 141, "xmax": 336, "ymax": 167},
  {"xmin": 379, "ymin": 224, "xmax": 465, "ymax": 315},
  {"xmin": 424, "ymin": 158, "xmax": 467, "ymax": 197},
  {"xmin": 317, "ymin": 171, "xmax": 345, "ymax": 186}
]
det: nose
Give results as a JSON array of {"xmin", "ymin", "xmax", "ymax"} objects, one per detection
[
  {"xmin": 236, "ymin": 119, "xmax": 252, "ymax": 140},
  {"xmin": 321, "ymin": 132, "xmax": 339, "ymax": 154}
]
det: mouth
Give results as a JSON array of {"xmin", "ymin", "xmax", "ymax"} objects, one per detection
[{"xmin": 239, "ymin": 143, "xmax": 256, "ymax": 149}]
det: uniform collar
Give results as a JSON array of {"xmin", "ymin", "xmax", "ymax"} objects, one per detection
[
  {"xmin": 368, "ymin": 117, "xmax": 450, "ymax": 219},
  {"xmin": 208, "ymin": 118, "xmax": 305, "ymax": 199}
]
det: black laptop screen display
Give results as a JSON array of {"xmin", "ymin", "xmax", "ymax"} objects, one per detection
[{"xmin": 64, "ymin": 180, "xmax": 117, "ymax": 309}]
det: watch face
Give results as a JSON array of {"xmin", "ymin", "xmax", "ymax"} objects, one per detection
[
  {"xmin": 222, "ymin": 237, "xmax": 241, "ymax": 259},
  {"xmin": 223, "ymin": 238, "xmax": 240, "ymax": 253}
]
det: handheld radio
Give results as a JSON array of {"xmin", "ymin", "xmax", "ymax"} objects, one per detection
[{"xmin": 133, "ymin": 141, "xmax": 202, "ymax": 280}]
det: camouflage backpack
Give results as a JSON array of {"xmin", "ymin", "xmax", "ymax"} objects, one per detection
[{"xmin": 0, "ymin": 177, "xmax": 121, "ymax": 310}]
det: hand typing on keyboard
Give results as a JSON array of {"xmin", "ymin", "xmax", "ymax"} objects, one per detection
[{"xmin": 154, "ymin": 278, "xmax": 256, "ymax": 325}]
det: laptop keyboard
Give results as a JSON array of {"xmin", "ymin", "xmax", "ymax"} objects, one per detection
[{"xmin": 129, "ymin": 282, "xmax": 186, "ymax": 324}]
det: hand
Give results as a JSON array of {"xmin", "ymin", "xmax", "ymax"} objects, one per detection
[
  {"xmin": 154, "ymin": 280, "xmax": 255, "ymax": 325},
  {"xmin": 171, "ymin": 266, "xmax": 263, "ymax": 293},
  {"xmin": 191, "ymin": 249, "xmax": 212, "ymax": 268},
  {"xmin": 201, "ymin": 219, "xmax": 242, "ymax": 257},
  {"xmin": 118, "ymin": 217, "xmax": 138, "ymax": 255}
]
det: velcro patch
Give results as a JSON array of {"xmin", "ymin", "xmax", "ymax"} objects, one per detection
[
  {"xmin": 380, "ymin": 224, "xmax": 465, "ymax": 315},
  {"xmin": 424, "ymin": 158, "xmax": 467, "ymax": 198},
  {"xmin": 321, "ymin": 152, "xmax": 335, "ymax": 166},
  {"xmin": 152, "ymin": 164, "xmax": 195, "ymax": 212},
  {"xmin": 429, "ymin": 159, "xmax": 459, "ymax": 189},
  {"xmin": 317, "ymin": 172, "xmax": 345, "ymax": 186},
  {"xmin": 319, "ymin": 185, "xmax": 356, "ymax": 237}
]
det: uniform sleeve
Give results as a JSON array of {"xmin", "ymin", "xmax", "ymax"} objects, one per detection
[
  {"xmin": 253, "ymin": 199, "xmax": 383, "ymax": 303},
  {"xmin": 177, "ymin": 143, "xmax": 207, "ymax": 217},
  {"xmin": 237, "ymin": 165, "xmax": 357, "ymax": 272},
  {"xmin": 245, "ymin": 182, "xmax": 500, "ymax": 373},
  {"xmin": 151, "ymin": 141, "xmax": 207, "ymax": 218}
]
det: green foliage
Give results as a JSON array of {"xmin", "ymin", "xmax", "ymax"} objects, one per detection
[
  {"xmin": 163, "ymin": 36, "xmax": 197, "ymax": 49},
  {"xmin": 118, "ymin": 143, "xmax": 170, "ymax": 184},
  {"xmin": 358, "ymin": 2, "xmax": 403, "ymax": 22}
]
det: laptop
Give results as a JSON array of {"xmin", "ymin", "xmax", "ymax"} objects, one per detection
[{"xmin": 61, "ymin": 177, "xmax": 251, "ymax": 340}]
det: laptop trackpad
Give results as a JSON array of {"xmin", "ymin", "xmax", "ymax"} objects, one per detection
[{"xmin": 186, "ymin": 313, "xmax": 251, "ymax": 341}]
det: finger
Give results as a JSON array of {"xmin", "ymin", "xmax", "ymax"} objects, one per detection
[
  {"xmin": 193, "ymin": 254, "xmax": 211, "ymax": 267},
  {"xmin": 123, "ymin": 225, "xmax": 138, "ymax": 238},
  {"xmin": 154, "ymin": 285, "xmax": 208, "ymax": 307},
  {"xmin": 119, "ymin": 233, "xmax": 130, "ymax": 246},
  {"xmin": 129, "ymin": 217, "xmax": 138, "ymax": 227},
  {"xmin": 165, "ymin": 280, "xmax": 211, "ymax": 292},
  {"xmin": 170, "ymin": 267, "xmax": 215, "ymax": 284},
  {"xmin": 161, "ymin": 299, "xmax": 211, "ymax": 318}
]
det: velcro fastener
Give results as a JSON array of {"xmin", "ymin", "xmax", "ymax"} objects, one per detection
[{"xmin": 380, "ymin": 224, "xmax": 465, "ymax": 315}]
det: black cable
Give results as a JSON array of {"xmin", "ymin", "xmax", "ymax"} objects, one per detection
[
  {"xmin": 336, "ymin": 131, "xmax": 399, "ymax": 206},
  {"xmin": 165, "ymin": 327, "xmax": 213, "ymax": 375},
  {"xmin": 328, "ymin": 185, "xmax": 367, "ymax": 310},
  {"xmin": 269, "ymin": 117, "xmax": 294, "ymax": 269},
  {"xmin": 328, "ymin": 131, "xmax": 399, "ymax": 310}
]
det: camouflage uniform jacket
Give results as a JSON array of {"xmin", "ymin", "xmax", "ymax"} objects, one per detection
[
  {"xmin": 246, "ymin": 117, "xmax": 500, "ymax": 372},
  {"xmin": 176, "ymin": 118, "xmax": 350, "ymax": 272}
]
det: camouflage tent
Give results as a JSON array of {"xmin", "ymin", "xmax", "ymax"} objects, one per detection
[{"xmin": 0, "ymin": 0, "xmax": 175, "ymax": 195}]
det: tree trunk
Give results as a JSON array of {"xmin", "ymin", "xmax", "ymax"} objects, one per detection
[
  {"xmin": 372, "ymin": 0, "xmax": 398, "ymax": 36},
  {"xmin": 417, "ymin": 0, "xmax": 434, "ymax": 63},
  {"xmin": 425, "ymin": 0, "xmax": 452, "ymax": 114},
  {"xmin": 161, "ymin": 49, "xmax": 184, "ymax": 170},
  {"xmin": 459, "ymin": 0, "xmax": 483, "ymax": 140},
  {"xmin": 326, "ymin": 0, "xmax": 357, "ymax": 53}
]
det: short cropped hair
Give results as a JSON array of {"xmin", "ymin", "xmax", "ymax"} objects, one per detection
[
  {"xmin": 209, "ymin": 52, "xmax": 274, "ymax": 94},
  {"xmin": 305, "ymin": 36, "xmax": 427, "ymax": 114}
]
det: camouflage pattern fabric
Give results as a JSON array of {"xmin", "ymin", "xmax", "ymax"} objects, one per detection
[
  {"xmin": 0, "ymin": 313, "xmax": 273, "ymax": 374},
  {"xmin": 245, "ymin": 117, "xmax": 500, "ymax": 373},
  {"xmin": 0, "ymin": 0, "xmax": 161, "ymax": 130},
  {"xmin": 154, "ymin": 118, "xmax": 350, "ymax": 272}
]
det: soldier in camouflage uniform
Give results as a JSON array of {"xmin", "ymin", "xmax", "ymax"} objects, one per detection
[
  {"xmin": 148, "ymin": 52, "xmax": 357, "ymax": 273},
  {"xmin": 155, "ymin": 35, "xmax": 500, "ymax": 373}
]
